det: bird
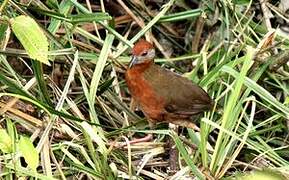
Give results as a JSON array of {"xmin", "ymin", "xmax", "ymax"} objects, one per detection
[{"xmin": 125, "ymin": 39, "xmax": 213, "ymax": 131}]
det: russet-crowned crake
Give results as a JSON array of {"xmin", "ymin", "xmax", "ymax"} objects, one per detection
[{"xmin": 125, "ymin": 39, "xmax": 213, "ymax": 129}]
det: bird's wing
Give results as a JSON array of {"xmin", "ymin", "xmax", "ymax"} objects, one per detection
[{"xmin": 144, "ymin": 64, "xmax": 212, "ymax": 115}]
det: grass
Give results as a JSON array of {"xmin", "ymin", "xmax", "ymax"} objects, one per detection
[{"xmin": 0, "ymin": 0, "xmax": 289, "ymax": 179}]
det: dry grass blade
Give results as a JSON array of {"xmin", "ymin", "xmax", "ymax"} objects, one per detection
[{"xmin": 0, "ymin": 0, "xmax": 289, "ymax": 179}]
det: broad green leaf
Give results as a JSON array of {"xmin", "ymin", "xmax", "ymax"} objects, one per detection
[
  {"xmin": 19, "ymin": 136, "xmax": 39, "ymax": 171},
  {"xmin": 0, "ymin": 129, "xmax": 12, "ymax": 153},
  {"xmin": 11, "ymin": 15, "xmax": 50, "ymax": 65}
]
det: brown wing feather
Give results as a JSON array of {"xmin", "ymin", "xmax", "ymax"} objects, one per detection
[{"xmin": 143, "ymin": 64, "xmax": 213, "ymax": 115}]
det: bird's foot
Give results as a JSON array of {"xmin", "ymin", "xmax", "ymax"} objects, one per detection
[{"xmin": 167, "ymin": 119, "xmax": 200, "ymax": 131}]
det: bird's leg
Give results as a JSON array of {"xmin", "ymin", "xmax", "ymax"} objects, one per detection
[
  {"xmin": 165, "ymin": 118, "xmax": 200, "ymax": 172},
  {"xmin": 112, "ymin": 119, "xmax": 154, "ymax": 148},
  {"xmin": 123, "ymin": 134, "xmax": 153, "ymax": 145},
  {"xmin": 123, "ymin": 119, "xmax": 154, "ymax": 145},
  {"xmin": 168, "ymin": 123, "xmax": 179, "ymax": 175},
  {"xmin": 166, "ymin": 119, "xmax": 200, "ymax": 173}
]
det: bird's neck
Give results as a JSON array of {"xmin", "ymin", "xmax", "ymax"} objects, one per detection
[{"xmin": 128, "ymin": 60, "xmax": 154, "ymax": 73}]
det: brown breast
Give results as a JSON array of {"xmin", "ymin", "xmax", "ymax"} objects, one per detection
[{"xmin": 125, "ymin": 61, "xmax": 166, "ymax": 121}]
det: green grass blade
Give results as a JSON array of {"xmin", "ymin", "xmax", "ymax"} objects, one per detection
[
  {"xmin": 32, "ymin": 61, "xmax": 53, "ymax": 106},
  {"xmin": 210, "ymin": 46, "xmax": 254, "ymax": 173}
]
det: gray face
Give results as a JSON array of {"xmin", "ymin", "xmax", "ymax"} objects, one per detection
[
  {"xmin": 129, "ymin": 49, "xmax": 155, "ymax": 68},
  {"xmin": 136, "ymin": 48, "xmax": 155, "ymax": 62}
]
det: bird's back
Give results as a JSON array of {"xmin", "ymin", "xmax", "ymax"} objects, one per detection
[{"xmin": 143, "ymin": 64, "xmax": 213, "ymax": 116}]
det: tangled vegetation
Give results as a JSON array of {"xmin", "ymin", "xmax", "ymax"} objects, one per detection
[{"xmin": 0, "ymin": 0, "xmax": 289, "ymax": 179}]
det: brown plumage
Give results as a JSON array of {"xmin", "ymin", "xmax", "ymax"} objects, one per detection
[{"xmin": 125, "ymin": 39, "xmax": 213, "ymax": 128}]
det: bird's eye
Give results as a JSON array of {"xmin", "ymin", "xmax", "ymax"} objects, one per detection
[{"xmin": 141, "ymin": 51, "xmax": 148, "ymax": 56}]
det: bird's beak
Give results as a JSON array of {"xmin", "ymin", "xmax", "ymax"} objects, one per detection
[{"xmin": 128, "ymin": 55, "xmax": 137, "ymax": 69}]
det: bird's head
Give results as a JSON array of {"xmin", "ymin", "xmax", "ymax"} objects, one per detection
[{"xmin": 128, "ymin": 39, "xmax": 155, "ymax": 68}]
